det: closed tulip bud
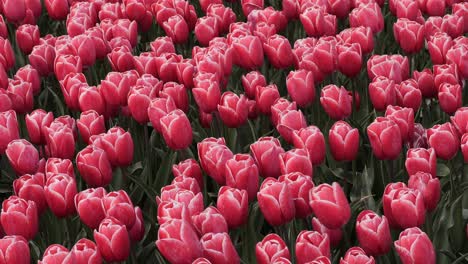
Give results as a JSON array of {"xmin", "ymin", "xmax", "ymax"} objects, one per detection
[
  {"xmin": 394, "ymin": 227, "xmax": 435, "ymax": 264},
  {"xmin": 136, "ymin": 74, "xmax": 163, "ymax": 94},
  {"xmin": 107, "ymin": 46, "xmax": 135, "ymax": 72},
  {"xmin": 127, "ymin": 85, "xmax": 158, "ymax": 124},
  {"xmin": 395, "ymin": 79, "xmax": 422, "ymax": 112},
  {"xmin": 293, "ymin": 126, "xmax": 326, "ymax": 165},
  {"xmin": 225, "ymin": 154, "xmax": 259, "ymax": 202},
  {"xmin": 0, "ymin": 38, "xmax": 14, "ymax": 71},
  {"xmin": 38, "ymin": 244, "xmax": 72, "ymax": 264},
  {"xmin": 295, "ymin": 231, "xmax": 330, "ymax": 264},
  {"xmin": 0, "ymin": 236, "xmax": 30, "ymax": 264},
  {"xmin": 217, "ymin": 186, "xmax": 248, "ymax": 229},
  {"xmin": 78, "ymin": 85, "xmax": 106, "ymax": 115},
  {"xmin": 438, "ymin": 82, "xmax": 462, "ymax": 115},
  {"xmin": 394, "ymin": 0, "xmax": 421, "ymax": 21},
  {"xmin": 447, "ymin": 44, "xmax": 468, "ymax": 80},
  {"xmin": 76, "ymin": 146, "xmax": 112, "ymax": 187},
  {"xmin": 29, "ymin": 44, "xmax": 55, "ymax": 76},
  {"xmin": 45, "ymin": 125, "xmax": 76, "ymax": 160},
  {"xmin": 232, "ymin": 35, "xmax": 264, "ymax": 69},
  {"xmin": 279, "ymin": 172, "xmax": 314, "ymax": 218},
  {"xmin": 428, "ymin": 33, "xmax": 453, "ymax": 65},
  {"xmin": 263, "ymin": 34, "xmax": 294, "ymax": 69},
  {"xmin": 13, "ymin": 173, "xmax": 47, "ymax": 214},
  {"xmin": 129, "ymin": 206, "xmax": 145, "ymax": 242},
  {"xmin": 15, "ymin": 66, "xmax": 41, "ymax": 95},
  {"xmin": 192, "ymin": 77, "xmax": 222, "ymax": 113},
  {"xmin": 329, "ymin": 121, "xmax": 359, "ymax": 161},
  {"xmin": 408, "ymin": 172, "xmax": 440, "ymax": 212},
  {"xmin": 405, "ymin": 148, "xmax": 437, "ymax": 177},
  {"xmin": 0, "ymin": 110, "xmax": 19, "ymax": 154},
  {"xmin": 156, "ymin": 219, "xmax": 203, "ymax": 264},
  {"xmin": 337, "ymin": 26, "xmax": 374, "ymax": 54},
  {"xmin": 254, "ymin": 84, "xmax": 280, "ymax": 115},
  {"xmin": 368, "ymin": 77, "xmax": 397, "ymax": 111},
  {"xmin": 356, "ymin": 210, "xmax": 392, "ymax": 256},
  {"xmin": 102, "ymin": 190, "xmax": 136, "ymax": 229},
  {"xmin": 150, "ymin": 36, "xmax": 175, "ymax": 57},
  {"xmin": 383, "ymin": 184, "xmax": 426, "ymax": 229},
  {"xmin": 337, "ymin": 43, "xmax": 362, "ymax": 77},
  {"xmin": 71, "ymin": 238, "xmax": 101, "ymax": 264},
  {"xmin": 309, "ymin": 182, "xmax": 351, "ymax": 229},
  {"xmin": 163, "ymin": 15, "xmax": 189, "ymax": 44},
  {"xmin": 277, "ymin": 110, "xmax": 308, "ymax": 144},
  {"xmin": 44, "ymin": 0, "xmax": 69, "ymax": 20},
  {"xmin": 133, "ymin": 53, "xmax": 158, "ymax": 77},
  {"xmin": 2, "ymin": 0, "xmax": 27, "ymax": 23},
  {"xmin": 74, "ymin": 187, "xmax": 107, "ymax": 229},
  {"xmin": 218, "ymin": 92, "xmax": 249, "ymax": 128},
  {"xmin": 256, "ymin": 234, "xmax": 290, "ymax": 264},
  {"xmin": 434, "ymin": 64, "xmax": 459, "ymax": 90},
  {"xmin": 45, "ymin": 158, "xmax": 74, "ymax": 180},
  {"xmin": 385, "ymin": 106, "xmax": 415, "ymax": 143},
  {"xmin": 300, "ymin": 6, "xmax": 336, "ymax": 37},
  {"xmin": 44, "ymin": 174, "xmax": 77, "ymax": 217},
  {"xmin": 16, "ymin": 24, "xmax": 40, "ymax": 55},
  {"xmin": 160, "ymin": 82, "xmax": 189, "ymax": 113},
  {"xmin": 6, "ymin": 139, "xmax": 39, "ymax": 176},
  {"xmin": 54, "ymin": 55, "xmax": 82, "ymax": 82},
  {"xmin": 367, "ymin": 117, "xmax": 402, "ymax": 160},
  {"xmin": 349, "ymin": 3, "xmax": 383, "ymax": 34},
  {"xmin": 442, "ymin": 14, "xmax": 464, "ymax": 39},
  {"xmin": 160, "ymin": 110, "xmax": 193, "ymax": 150},
  {"xmin": 157, "ymin": 200, "xmax": 191, "ymax": 226},
  {"xmin": 195, "ymin": 16, "xmax": 219, "ymax": 47},
  {"xmin": 320, "ymin": 85, "xmax": 352, "ymax": 120},
  {"xmin": 200, "ymin": 232, "xmax": 240, "ymax": 264},
  {"xmin": 0, "ymin": 196, "xmax": 38, "ymax": 240},
  {"xmin": 148, "ymin": 97, "xmax": 177, "ymax": 132},
  {"xmin": 59, "ymin": 73, "xmax": 87, "ymax": 111},
  {"xmin": 279, "ymin": 149, "xmax": 313, "ymax": 177},
  {"xmin": 393, "ymin": 19, "xmax": 425, "ymax": 54},
  {"xmin": 24, "ymin": 109, "xmax": 53, "ymax": 145},
  {"xmin": 77, "ymin": 110, "xmax": 105, "ymax": 144},
  {"xmin": 0, "ymin": 88, "xmax": 11, "ymax": 111},
  {"xmin": 251, "ymin": 137, "xmax": 285, "ymax": 178},
  {"xmin": 94, "ymin": 217, "xmax": 130, "ymax": 262},
  {"xmin": 207, "ymin": 4, "xmax": 236, "ymax": 33},
  {"xmin": 285, "ymin": 70, "xmax": 315, "ymax": 107},
  {"xmin": 367, "ymin": 55, "xmax": 408, "ymax": 84},
  {"xmin": 413, "ymin": 69, "xmax": 436, "ymax": 98},
  {"xmin": 192, "ymin": 206, "xmax": 228, "ymax": 236},
  {"xmin": 257, "ymin": 178, "xmax": 295, "ymax": 226},
  {"xmin": 427, "ymin": 122, "xmax": 459, "ymax": 160},
  {"xmin": 340, "ymin": 247, "xmax": 375, "ymax": 264},
  {"xmin": 270, "ymin": 99, "xmax": 297, "ymax": 127},
  {"xmin": 242, "ymin": 71, "xmax": 266, "ymax": 99},
  {"xmin": 453, "ymin": 3, "xmax": 468, "ymax": 33},
  {"xmin": 7, "ymin": 79, "xmax": 33, "ymax": 114},
  {"xmin": 461, "ymin": 133, "xmax": 468, "ymax": 163},
  {"xmin": 91, "ymin": 127, "xmax": 134, "ymax": 167}
]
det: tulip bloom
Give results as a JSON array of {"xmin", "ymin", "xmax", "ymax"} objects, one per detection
[
  {"xmin": 355, "ymin": 210, "xmax": 392, "ymax": 256},
  {"xmin": 309, "ymin": 182, "xmax": 351, "ymax": 229},
  {"xmin": 328, "ymin": 121, "xmax": 359, "ymax": 161},
  {"xmin": 13, "ymin": 173, "xmax": 47, "ymax": 214},
  {"xmin": 0, "ymin": 196, "xmax": 38, "ymax": 240},
  {"xmin": 427, "ymin": 122, "xmax": 460, "ymax": 160},
  {"xmin": 311, "ymin": 217, "xmax": 343, "ymax": 248},
  {"xmin": 0, "ymin": 236, "xmax": 30, "ymax": 264},
  {"xmin": 192, "ymin": 206, "xmax": 229, "ymax": 236},
  {"xmin": 405, "ymin": 148, "xmax": 437, "ymax": 178},
  {"xmin": 257, "ymin": 178, "xmax": 295, "ymax": 226},
  {"xmin": 200, "ymin": 232, "xmax": 240, "ymax": 264},
  {"xmin": 295, "ymin": 231, "xmax": 330, "ymax": 264},
  {"xmin": 394, "ymin": 227, "xmax": 435, "ymax": 264},
  {"xmin": 383, "ymin": 184, "xmax": 426, "ymax": 229},
  {"xmin": 75, "ymin": 188, "xmax": 107, "ymax": 229},
  {"xmin": 44, "ymin": 173, "xmax": 77, "ymax": 218},
  {"xmin": 217, "ymin": 186, "xmax": 249, "ymax": 229},
  {"xmin": 367, "ymin": 117, "xmax": 402, "ymax": 160},
  {"xmin": 6, "ymin": 139, "xmax": 39, "ymax": 176},
  {"xmin": 256, "ymin": 234, "xmax": 290, "ymax": 264},
  {"xmin": 225, "ymin": 154, "xmax": 259, "ymax": 202},
  {"xmin": 250, "ymin": 137, "xmax": 285, "ymax": 178},
  {"xmin": 340, "ymin": 247, "xmax": 375, "ymax": 264},
  {"xmin": 408, "ymin": 172, "xmax": 440, "ymax": 212},
  {"xmin": 94, "ymin": 217, "xmax": 130, "ymax": 262}
]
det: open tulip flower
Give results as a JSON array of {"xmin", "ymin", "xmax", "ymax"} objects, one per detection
[{"xmin": 0, "ymin": 1, "xmax": 466, "ymax": 263}]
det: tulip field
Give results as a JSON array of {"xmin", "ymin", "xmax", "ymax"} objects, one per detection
[{"xmin": 0, "ymin": 0, "xmax": 468, "ymax": 263}]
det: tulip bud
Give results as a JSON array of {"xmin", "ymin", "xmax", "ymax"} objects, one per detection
[
  {"xmin": 293, "ymin": 126, "xmax": 326, "ymax": 165},
  {"xmin": 156, "ymin": 219, "xmax": 203, "ymax": 263},
  {"xmin": 427, "ymin": 122, "xmax": 459, "ymax": 160},
  {"xmin": 438, "ymin": 82, "xmax": 462, "ymax": 115},
  {"xmin": 0, "ymin": 37, "xmax": 15, "ymax": 70},
  {"xmin": 94, "ymin": 217, "xmax": 130, "ymax": 262},
  {"xmin": 192, "ymin": 76, "xmax": 222, "ymax": 114},
  {"xmin": 172, "ymin": 159, "xmax": 203, "ymax": 190},
  {"xmin": 367, "ymin": 117, "xmax": 402, "ymax": 160},
  {"xmin": 76, "ymin": 146, "xmax": 113, "ymax": 187},
  {"xmin": 320, "ymin": 85, "xmax": 352, "ymax": 120},
  {"xmin": 257, "ymin": 178, "xmax": 295, "ymax": 226},
  {"xmin": 285, "ymin": 70, "xmax": 315, "ymax": 107},
  {"xmin": 300, "ymin": 6, "xmax": 336, "ymax": 37},
  {"xmin": 462, "ymin": 133, "xmax": 468, "ymax": 163},
  {"xmin": 29, "ymin": 44, "xmax": 55, "ymax": 76},
  {"xmin": 413, "ymin": 69, "xmax": 436, "ymax": 98},
  {"xmin": 394, "ymin": 227, "xmax": 435, "ymax": 264},
  {"xmin": 225, "ymin": 154, "xmax": 259, "ymax": 202},
  {"xmin": 217, "ymin": 186, "xmax": 249, "ymax": 229},
  {"xmin": 0, "ymin": 111, "xmax": 20, "ymax": 154},
  {"xmin": 251, "ymin": 137, "xmax": 285, "ymax": 178},
  {"xmin": 6, "ymin": 139, "xmax": 39, "ymax": 175},
  {"xmin": 232, "ymin": 35, "xmax": 264, "ymax": 69},
  {"xmin": 255, "ymin": 84, "xmax": 280, "ymax": 115},
  {"xmin": 25, "ymin": 109, "xmax": 53, "ymax": 145},
  {"xmin": 349, "ymin": 3, "xmax": 384, "ymax": 34},
  {"xmin": 77, "ymin": 110, "xmax": 105, "ymax": 144},
  {"xmin": 163, "ymin": 15, "xmax": 189, "ymax": 44},
  {"xmin": 45, "ymin": 125, "xmax": 76, "ymax": 160},
  {"xmin": 44, "ymin": 174, "xmax": 77, "ymax": 218},
  {"xmin": 0, "ymin": 236, "xmax": 30, "ymax": 264},
  {"xmin": 242, "ymin": 71, "xmax": 266, "ymax": 99},
  {"xmin": 329, "ymin": 121, "xmax": 359, "ymax": 161},
  {"xmin": 160, "ymin": 110, "xmax": 193, "ymax": 150},
  {"xmin": 311, "ymin": 217, "xmax": 343, "ymax": 248},
  {"xmin": 256, "ymin": 234, "xmax": 290, "ymax": 264},
  {"xmin": 385, "ymin": 106, "xmax": 415, "ymax": 143},
  {"xmin": 395, "ymin": 79, "xmax": 422, "ymax": 113},
  {"xmin": 217, "ymin": 92, "xmax": 249, "ymax": 128},
  {"xmin": 129, "ymin": 206, "xmax": 145, "ymax": 242},
  {"xmin": 295, "ymin": 231, "xmax": 330, "ymax": 264},
  {"xmin": 198, "ymin": 141, "xmax": 233, "ymax": 185},
  {"xmin": 91, "ymin": 127, "xmax": 134, "ymax": 167},
  {"xmin": 7, "ymin": 79, "xmax": 33, "ymax": 114},
  {"xmin": 309, "ymin": 182, "xmax": 351, "ymax": 229},
  {"xmin": 192, "ymin": 206, "xmax": 229, "ymax": 236},
  {"xmin": 0, "ymin": 196, "xmax": 38, "ymax": 240},
  {"xmin": 13, "ymin": 173, "xmax": 47, "ymax": 214},
  {"xmin": 102, "ymin": 190, "xmax": 136, "ymax": 229},
  {"xmin": 383, "ymin": 184, "xmax": 426, "ymax": 229},
  {"xmin": 355, "ymin": 210, "xmax": 392, "ymax": 256},
  {"xmin": 279, "ymin": 149, "xmax": 313, "ymax": 177},
  {"xmin": 279, "ymin": 173, "xmax": 314, "ymax": 218},
  {"xmin": 368, "ymin": 77, "xmax": 397, "ymax": 112},
  {"xmin": 263, "ymin": 34, "xmax": 294, "ymax": 69},
  {"xmin": 340, "ymin": 247, "xmax": 375, "ymax": 264},
  {"xmin": 75, "ymin": 187, "xmax": 107, "ymax": 229},
  {"xmin": 428, "ymin": 32, "xmax": 453, "ymax": 65},
  {"xmin": 16, "ymin": 24, "xmax": 40, "ymax": 55},
  {"xmin": 393, "ymin": 18, "xmax": 425, "ymax": 54},
  {"xmin": 337, "ymin": 43, "xmax": 362, "ymax": 77},
  {"xmin": 408, "ymin": 172, "xmax": 440, "ymax": 212},
  {"xmin": 200, "ymin": 232, "xmax": 240, "ymax": 264},
  {"xmin": 405, "ymin": 148, "xmax": 437, "ymax": 177},
  {"xmin": 71, "ymin": 238, "xmax": 102, "ymax": 264}
]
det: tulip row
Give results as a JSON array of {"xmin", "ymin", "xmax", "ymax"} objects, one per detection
[{"xmin": 0, "ymin": 0, "xmax": 467, "ymax": 263}]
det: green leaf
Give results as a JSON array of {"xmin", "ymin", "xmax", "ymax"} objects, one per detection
[{"xmin": 437, "ymin": 163, "xmax": 450, "ymax": 177}]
